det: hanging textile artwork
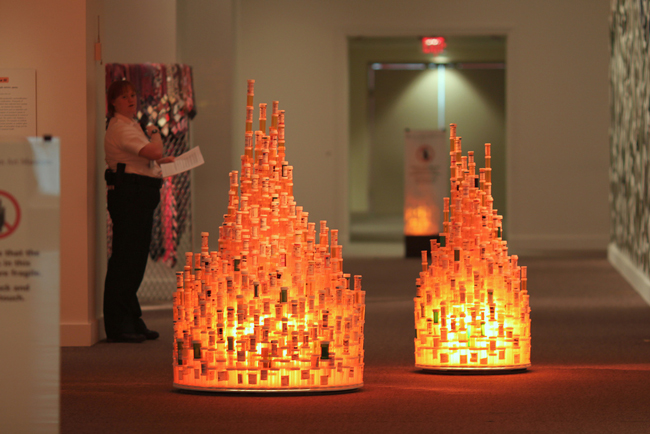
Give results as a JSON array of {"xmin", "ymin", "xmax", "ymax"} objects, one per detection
[{"xmin": 105, "ymin": 63, "xmax": 196, "ymax": 267}]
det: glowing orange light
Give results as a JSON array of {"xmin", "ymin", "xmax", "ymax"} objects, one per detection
[
  {"xmin": 414, "ymin": 124, "xmax": 531, "ymax": 371},
  {"xmin": 404, "ymin": 204, "xmax": 439, "ymax": 236},
  {"xmin": 172, "ymin": 80, "xmax": 365, "ymax": 392}
]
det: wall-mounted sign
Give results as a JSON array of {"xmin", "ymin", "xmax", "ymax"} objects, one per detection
[
  {"xmin": 404, "ymin": 129, "xmax": 447, "ymax": 236},
  {"xmin": 0, "ymin": 69, "xmax": 36, "ymax": 138}
]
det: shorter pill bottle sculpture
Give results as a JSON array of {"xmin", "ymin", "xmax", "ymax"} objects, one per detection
[{"xmin": 414, "ymin": 124, "xmax": 531, "ymax": 371}]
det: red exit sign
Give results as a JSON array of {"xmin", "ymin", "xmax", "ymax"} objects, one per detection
[{"xmin": 422, "ymin": 37, "xmax": 446, "ymax": 55}]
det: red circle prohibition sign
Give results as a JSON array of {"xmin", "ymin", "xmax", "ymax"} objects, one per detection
[
  {"xmin": 0, "ymin": 190, "xmax": 21, "ymax": 239},
  {"xmin": 416, "ymin": 144, "xmax": 435, "ymax": 163}
]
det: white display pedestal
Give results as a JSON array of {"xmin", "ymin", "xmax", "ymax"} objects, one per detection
[{"xmin": 0, "ymin": 137, "xmax": 60, "ymax": 433}]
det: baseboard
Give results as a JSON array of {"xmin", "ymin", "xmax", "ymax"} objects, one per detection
[
  {"xmin": 507, "ymin": 233, "xmax": 609, "ymax": 254},
  {"xmin": 60, "ymin": 319, "xmax": 100, "ymax": 346},
  {"xmin": 608, "ymin": 243, "xmax": 650, "ymax": 306}
]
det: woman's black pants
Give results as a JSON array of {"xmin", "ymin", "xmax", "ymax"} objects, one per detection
[{"xmin": 103, "ymin": 180, "xmax": 160, "ymax": 339}]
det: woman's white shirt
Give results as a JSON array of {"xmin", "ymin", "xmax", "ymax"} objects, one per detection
[{"xmin": 105, "ymin": 113, "xmax": 161, "ymax": 178}]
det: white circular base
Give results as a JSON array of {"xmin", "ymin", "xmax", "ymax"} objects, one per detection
[
  {"xmin": 416, "ymin": 364, "xmax": 530, "ymax": 372},
  {"xmin": 173, "ymin": 382, "xmax": 363, "ymax": 394}
]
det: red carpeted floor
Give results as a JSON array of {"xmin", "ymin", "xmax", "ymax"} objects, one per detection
[{"xmin": 61, "ymin": 253, "xmax": 650, "ymax": 433}]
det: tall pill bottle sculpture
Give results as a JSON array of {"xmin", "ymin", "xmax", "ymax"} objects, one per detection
[{"xmin": 172, "ymin": 81, "xmax": 365, "ymax": 391}]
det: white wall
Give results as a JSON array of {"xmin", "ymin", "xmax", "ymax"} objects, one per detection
[
  {"xmin": 101, "ymin": 0, "xmax": 236, "ymax": 253},
  {"xmin": 235, "ymin": 0, "xmax": 611, "ymax": 252}
]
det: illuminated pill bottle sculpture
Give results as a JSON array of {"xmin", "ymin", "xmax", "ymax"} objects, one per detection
[
  {"xmin": 172, "ymin": 80, "xmax": 365, "ymax": 392},
  {"xmin": 414, "ymin": 124, "xmax": 531, "ymax": 371}
]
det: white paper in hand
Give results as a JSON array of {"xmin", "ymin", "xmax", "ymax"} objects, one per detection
[{"xmin": 161, "ymin": 146, "xmax": 205, "ymax": 177}]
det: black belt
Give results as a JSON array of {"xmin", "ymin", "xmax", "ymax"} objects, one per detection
[{"xmin": 105, "ymin": 163, "xmax": 162, "ymax": 189}]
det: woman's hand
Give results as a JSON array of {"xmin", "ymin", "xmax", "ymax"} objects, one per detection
[
  {"xmin": 157, "ymin": 156, "xmax": 176, "ymax": 164},
  {"xmin": 139, "ymin": 126, "xmax": 164, "ymax": 160},
  {"xmin": 146, "ymin": 125, "xmax": 160, "ymax": 137}
]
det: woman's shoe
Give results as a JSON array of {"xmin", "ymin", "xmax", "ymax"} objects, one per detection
[
  {"xmin": 141, "ymin": 329, "xmax": 159, "ymax": 340},
  {"xmin": 107, "ymin": 333, "xmax": 146, "ymax": 343}
]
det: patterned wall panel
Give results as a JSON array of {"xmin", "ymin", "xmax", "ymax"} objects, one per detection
[{"xmin": 610, "ymin": 0, "xmax": 650, "ymax": 273}]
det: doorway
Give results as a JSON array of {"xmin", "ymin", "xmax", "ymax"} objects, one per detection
[{"xmin": 348, "ymin": 36, "xmax": 506, "ymax": 249}]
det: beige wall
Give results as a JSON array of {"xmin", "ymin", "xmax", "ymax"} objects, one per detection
[
  {"xmin": 0, "ymin": 0, "xmax": 101, "ymax": 346},
  {"xmin": 235, "ymin": 0, "xmax": 611, "ymax": 251},
  {"xmin": 444, "ymin": 68, "xmax": 507, "ymax": 220},
  {"xmin": 100, "ymin": 0, "xmax": 236, "ymax": 253},
  {"xmin": 1, "ymin": 0, "xmax": 180, "ymax": 346}
]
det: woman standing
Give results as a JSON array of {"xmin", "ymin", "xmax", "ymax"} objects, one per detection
[{"xmin": 103, "ymin": 80, "xmax": 175, "ymax": 343}]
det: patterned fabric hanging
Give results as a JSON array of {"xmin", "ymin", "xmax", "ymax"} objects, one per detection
[{"xmin": 105, "ymin": 63, "xmax": 196, "ymax": 267}]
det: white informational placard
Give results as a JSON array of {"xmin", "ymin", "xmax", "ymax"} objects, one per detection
[
  {"xmin": 161, "ymin": 146, "xmax": 204, "ymax": 178},
  {"xmin": 0, "ymin": 137, "xmax": 60, "ymax": 433},
  {"xmin": 0, "ymin": 69, "xmax": 37, "ymax": 138},
  {"xmin": 404, "ymin": 129, "xmax": 448, "ymax": 235}
]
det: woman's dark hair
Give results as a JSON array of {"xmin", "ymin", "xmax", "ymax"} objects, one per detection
[{"xmin": 106, "ymin": 80, "xmax": 137, "ymax": 126}]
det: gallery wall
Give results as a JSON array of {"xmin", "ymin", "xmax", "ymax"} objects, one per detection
[
  {"xmin": 1, "ymin": 0, "xmax": 613, "ymax": 345},
  {"xmin": 235, "ymin": 0, "xmax": 611, "ymax": 252}
]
